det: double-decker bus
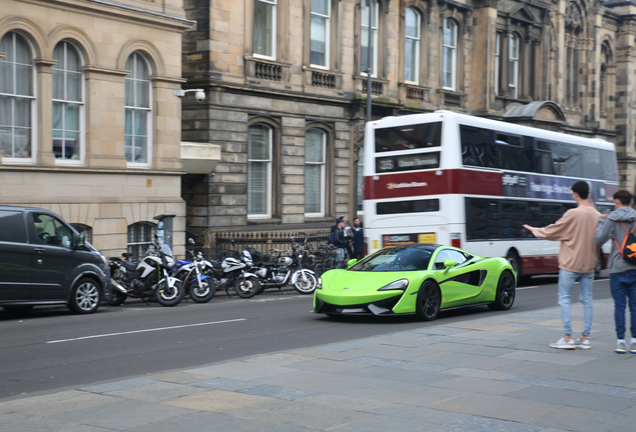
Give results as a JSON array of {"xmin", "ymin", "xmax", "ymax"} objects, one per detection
[{"xmin": 362, "ymin": 111, "xmax": 619, "ymax": 279}]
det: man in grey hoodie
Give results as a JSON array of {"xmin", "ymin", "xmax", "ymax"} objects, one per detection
[{"xmin": 595, "ymin": 189, "xmax": 636, "ymax": 353}]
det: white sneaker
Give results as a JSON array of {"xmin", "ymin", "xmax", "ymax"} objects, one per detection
[
  {"xmin": 630, "ymin": 339, "xmax": 636, "ymax": 354},
  {"xmin": 550, "ymin": 337, "xmax": 575, "ymax": 349},
  {"xmin": 575, "ymin": 338, "xmax": 591, "ymax": 349},
  {"xmin": 616, "ymin": 341, "xmax": 627, "ymax": 354}
]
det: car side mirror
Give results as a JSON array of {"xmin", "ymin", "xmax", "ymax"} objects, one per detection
[
  {"xmin": 77, "ymin": 231, "xmax": 86, "ymax": 249},
  {"xmin": 443, "ymin": 259, "xmax": 457, "ymax": 270},
  {"xmin": 347, "ymin": 258, "xmax": 358, "ymax": 268}
]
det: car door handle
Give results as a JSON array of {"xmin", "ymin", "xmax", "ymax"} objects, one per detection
[{"xmin": 34, "ymin": 248, "xmax": 45, "ymax": 254}]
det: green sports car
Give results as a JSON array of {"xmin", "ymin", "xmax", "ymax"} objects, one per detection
[{"xmin": 314, "ymin": 243, "xmax": 516, "ymax": 321}]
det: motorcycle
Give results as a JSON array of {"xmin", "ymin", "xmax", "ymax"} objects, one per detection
[
  {"xmin": 173, "ymin": 239, "xmax": 216, "ymax": 303},
  {"xmin": 206, "ymin": 247, "xmax": 261, "ymax": 299},
  {"xmin": 248, "ymin": 241, "xmax": 319, "ymax": 295},
  {"xmin": 107, "ymin": 239, "xmax": 185, "ymax": 307}
]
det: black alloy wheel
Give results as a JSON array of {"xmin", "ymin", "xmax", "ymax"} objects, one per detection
[
  {"xmin": 488, "ymin": 270, "xmax": 516, "ymax": 311},
  {"xmin": 416, "ymin": 280, "xmax": 441, "ymax": 321}
]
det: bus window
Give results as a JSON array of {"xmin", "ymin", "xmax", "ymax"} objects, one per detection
[
  {"xmin": 460, "ymin": 125, "xmax": 495, "ymax": 168},
  {"xmin": 581, "ymin": 147, "xmax": 603, "ymax": 180},
  {"xmin": 601, "ymin": 149, "xmax": 618, "ymax": 182},
  {"xmin": 554, "ymin": 143, "xmax": 582, "ymax": 178},
  {"xmin": 465, "ymin": 198, "xmax": 499, "ymax": 240},
  {"xmin": 374, "ymin": 122, "xmax": 442, "ymax": 153},
  {"xmin": 377, "ymin": 199, "xmax": 439, "ymax": 215},
  {"xmin": 540, "ymin": 203, "xmax": 565, "ymax": 227},
  {"xmin": 535, "ymin": 140, "xmax": 556, "ymax": 174},
  {"xmin": 501, "ymin": 201, "xmax": 526, "ymax": 239}
]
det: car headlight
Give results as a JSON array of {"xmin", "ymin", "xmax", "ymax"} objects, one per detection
[{"xmin": 377, "ymin": 279, "xmax": 409, "ymax": 291}]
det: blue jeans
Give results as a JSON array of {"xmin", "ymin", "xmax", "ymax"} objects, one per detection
[
  {"xmin": 609, "ymin": 270, "xmax": 636, "ymax": 340},
  {"xmin": 558, "ymin": 270, "xmax": 594, "ymax": 337}
]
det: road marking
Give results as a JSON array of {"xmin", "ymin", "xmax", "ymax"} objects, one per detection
[{"xmin": 46, "ymin": 318, "xmax": 246, "ymax": 344}]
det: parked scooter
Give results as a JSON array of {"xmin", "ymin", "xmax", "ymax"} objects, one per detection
[
  {"xmin": 206, "ymin": 246, "xmax": 261, "ymax": 299},
  {"xmin": 173, "ymin": 239, "xmax": 215, "ymax": 303},
  {"xmin": 248, "ymin": 242, "xmax": 319, "ymax": 295},
  {"xmin": 107, "ymin": 238, "xmax": 185, "ymax": 307}
]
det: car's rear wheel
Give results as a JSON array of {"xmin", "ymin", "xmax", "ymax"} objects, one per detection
[
  {"xmin": 68, "ymin": 278, "xmax": 101, "ymax": 314},
  {"xmin": 488, "ymin": 270, "xmax": 516, "ymax": 311},
  {"xmin": 416, "ymin": 280, "xmax": 441, "ymax": 321}
]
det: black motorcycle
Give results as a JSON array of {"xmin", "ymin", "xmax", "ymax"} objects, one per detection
[
  {"xmin": 107, "ymin": 240, "xmax": 185, "ymax": 307},
  {"xmin": 206, "ymin": 248, "xmax": 261, "ymax": 299}
]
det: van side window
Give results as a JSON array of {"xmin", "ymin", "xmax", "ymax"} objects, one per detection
[
  {"xmin": 0, "ymin": 210, "xmax": 27, "ymax": 243},
  {"xmin": 32, "ymin": 213, "xmax": 74, "ymax": 247}
]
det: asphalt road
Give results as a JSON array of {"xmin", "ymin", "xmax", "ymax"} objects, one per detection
[{"xmin": 0, "ymin": 274, "xmax": 612, "ymax": 400}]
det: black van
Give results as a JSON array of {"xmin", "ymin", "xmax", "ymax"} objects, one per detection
[{"xmin": 0, "ymin": 206, "xmax": 111, "ymax": 314}]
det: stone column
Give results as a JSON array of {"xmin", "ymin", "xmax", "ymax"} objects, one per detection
[{"xmin": 35, "ymin": 58, "xmax": 57, "ymax": 165}]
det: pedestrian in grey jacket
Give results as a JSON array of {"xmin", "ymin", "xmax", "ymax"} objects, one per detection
[{"xmin": 595, "ymin": 189, "xmax": 636, "ymax": 353}]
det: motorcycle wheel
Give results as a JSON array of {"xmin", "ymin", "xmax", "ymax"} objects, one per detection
[
  {"xmin": 294, "ymin": 271, "xmax": 318, "ymax": 294},
  {"xmin": 156, "ymin": 279, "xmax": 185, "ymax": 307},
  {"xmin": 189, "ymin": 279, "xmax": 216, "ymax": 303},
  {"xmin": 234, "ymin": 275, "xmax": 260, "ymax": 299},
  {"xmin": 107, "ymin": 290, "xmax": 127, "ymax": 306}
]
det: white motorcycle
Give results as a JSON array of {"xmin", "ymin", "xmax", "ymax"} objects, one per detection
[{"xmin": 108, "ymin": 240, "xmax": 185, "ymax": 307}]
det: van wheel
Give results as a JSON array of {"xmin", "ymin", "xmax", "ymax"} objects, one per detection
[{"xmin": 68, "ymin": 278, "xmax": 101, "ymax": 314}]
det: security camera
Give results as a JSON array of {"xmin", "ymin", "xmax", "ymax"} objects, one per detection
[{"xmin": 195, "ymin": 91, "xmax": 205, "ymax": 103}]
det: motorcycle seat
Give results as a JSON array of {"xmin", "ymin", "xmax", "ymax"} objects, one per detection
[{"xmin": 122, "ymin": 261, "xmax": 137, "ymax": 271}]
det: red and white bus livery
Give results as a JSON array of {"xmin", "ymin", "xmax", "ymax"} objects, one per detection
[{"xmin": 363, "ymin": 111, "xmax": 619, "ymax": 279}]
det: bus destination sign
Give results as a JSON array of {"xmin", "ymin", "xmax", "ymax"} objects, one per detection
[
  {"xmin": 376, "ymin": 152, "xmax": 440, "ymax": 174},
  {"xmin": 502, "ymin": 172, "xmax": 616, "ymax": 203},
  {"xmin": 382, "ymin": 233, "xmax": 436, "ymax": 246}
]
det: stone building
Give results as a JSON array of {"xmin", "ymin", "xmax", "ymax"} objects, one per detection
[
  {"xmin": 0, "ymin": 0, "xmax": 198, "ymax": 257},
  {"xmin": 180, "ymin": 0, "xmax": 636, "ymax": 245}
]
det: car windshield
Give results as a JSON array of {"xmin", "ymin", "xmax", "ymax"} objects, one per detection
[{"xmin": 349, "ymin": 246, "xmax": 434, "ymax": 272}]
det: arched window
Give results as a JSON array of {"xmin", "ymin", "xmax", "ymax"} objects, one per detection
[
  {"xmin": 404, "ymin": 8, "xmax": 421, "ymax": 84},
  {"xmin": 248, "ymin": 124, "xmax": 272, "ymax": 217},
  {"xmin": 360, "ymin": 0, "xmax": 379, "ymax": 76},
  {"xmin": 564, "ymin": 3, "xmax": 583, "ymax": 106},
  {"xmin": 508, "ymin": 34, "xmax": 519, "ymax": 99},
  {"xmin": 310, "ymin": 0, "xmax": 331, "ymax": 68},
  {"xmin": 0, "ymin": 31, "xmax": 35, "ymax": 161},
  {"xmin": 253, "ymin": 0, "xmax": 277, "ymax": 59},
  {"xmin": 52, "ymin": 41, "xmax": 84, "ymax": 162},
  {"xmin": 127, "ymin": 221, "xmax": 156, "ymax": 258},
  {"xmin": 442, "ymin": 19, "xmax": 457, "ymax": 90},
  {"xmin": 125, "ymin": 52, "xmax": 152, "ymax": 165},
  {"xmin": 305, "ymin": 128, "xmax": 326, "ymax": 216}
]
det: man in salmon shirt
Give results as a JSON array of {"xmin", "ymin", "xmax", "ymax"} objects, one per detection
[{"xmin": 523, "ymin": 181, "xmax": 600, "ymax": 350}]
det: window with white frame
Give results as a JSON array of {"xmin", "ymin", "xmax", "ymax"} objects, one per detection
[
  {"xmin": 127, "ymin": 221, "xmax": 156, "ymax": 259},
  {"xmin": 305, "ymin": 129, "xmax": 326, "ymax": 216},
  {"xmin": 310, "ymin": 0, "xmax": 330, "ymax": 68},
  {"xmin": 508, "ymin": 33, "xmax": 519, "ymax": 99},
  {"xmin": 52, "ymin": 41, "xmax": 83, "ymax": 162},
  {"xmin": 404, "ymin": 8, "xmax": 420, "ymax": 84},
  {"xmin": 248, "ymin": 124, "xmax": 272, "ymax": 217},
  {"xmin": 494, "ymin": 33, "xmax": 500, "ymax": 95},
  {"xmin": 442, "ymin": 18, "xmax": 457, "ymax": 90},
  {"xmin": 253, "ymin": 0, "xmax": 277, "ymax": 59},
  {"xmin": 0, "ymin": 31, "xmax": 35, "ymax": 161},
  {"xmin": 360, "ymin": 0, "xmax": 378, "ymax": 76},
  {"xmin": 124, "ymin": 52, "xmax": 151, "ymax": 165}
]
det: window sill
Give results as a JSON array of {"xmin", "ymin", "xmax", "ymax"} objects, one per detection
[{"xmin": 247, "ymin": 217, "xmax": 282, "ymax": 226}]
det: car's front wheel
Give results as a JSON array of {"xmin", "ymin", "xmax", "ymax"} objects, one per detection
[
  {"xmin": 488, "ymin": 270, "xmax": 516, "ymax": 311},
  {"xmin": 416, "ymin": 280, "xmax": 441, "ymax": 321},
  {"xmin": 68, "ymin": 278, "xmax": 102, "ymax": 314}
]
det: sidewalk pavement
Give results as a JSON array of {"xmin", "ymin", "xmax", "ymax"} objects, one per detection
[{"xmin": 2, "ymin": 299, "xmax": 636, "ymax": 432}]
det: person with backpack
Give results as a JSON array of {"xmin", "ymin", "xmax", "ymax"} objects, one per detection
[
  {"xmin": 332, "ymin": 219, "xmax": 349, "ymax": 265},
  {"xmin": 523, "ymin": 181, "xmax": 600, "ymax": 350},
  {"xmin": 595, "ymin": 189, "xmax": 636, "ymax": 354}
]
